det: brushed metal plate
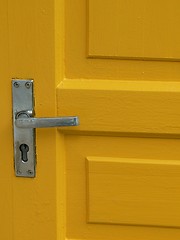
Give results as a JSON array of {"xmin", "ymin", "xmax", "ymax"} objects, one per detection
[{"xmin": 12, "ymin": 79, "xmax": 36, "ymax": 178}]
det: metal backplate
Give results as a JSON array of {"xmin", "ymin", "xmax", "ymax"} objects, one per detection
[{"xmin": 12, "ymin": 80, "xmax": 36, "ymax": 177}]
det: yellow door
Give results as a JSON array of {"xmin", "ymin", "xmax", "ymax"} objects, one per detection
[{"xmin": 2, "ymin": 0, "xmax": 180, "ymax": 239}]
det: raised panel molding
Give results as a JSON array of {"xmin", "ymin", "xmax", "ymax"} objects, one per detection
[
  {"xmin": 57, "ymin": 79, "xmax": 180, "ymax": 137},
  {"xmin": 88, "ymin": 0, "xmax": 180, "ymax": 61},
  {"xmin": 87, "ymin": 156, "xmax": 180, "ymax": 227}
]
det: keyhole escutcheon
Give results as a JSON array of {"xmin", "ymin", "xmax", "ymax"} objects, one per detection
[{"xmin": 19, "ymin": 144, "xmax": 29, "ymax": 162}]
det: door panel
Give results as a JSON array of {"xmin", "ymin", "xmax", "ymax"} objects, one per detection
[
  {"xmin": 87, "ymin": 157, "xmax": 180, "ymax": 227},
  {"xmin": 57, "ymin": 0, "xmax": 180, "ymax": 240},
  {"xmin": 63, "ymin": 136, "xmax": 180, "ymax": 240},
  {"xmin": 89, "ymin": 0, "xmax": 180, "ymax": 60},
  {"xmin": 66, "ymin": 0, "xmax": 180, "ymax": 81}
]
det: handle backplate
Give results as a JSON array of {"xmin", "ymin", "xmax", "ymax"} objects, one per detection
[{"xmin": 12, "ymin": 79, "xmax": 35, "ymax": 177}]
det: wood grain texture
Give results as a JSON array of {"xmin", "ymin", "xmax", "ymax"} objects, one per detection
[
  {"xmin": 7, "ymin": 0, "xmax": 57, "ymax": 239},
  {"xmin": 88, "ymin": 0, "xmax": 180, "ymax": 60},
  {"xmin": 57, "ymin": 79, "xmax": 180, "ymax": 136},
  {"xmin": 87, "ymin": 157, "xmax": 180, "ymax": 227},
  {"xmin": 66, "ymin": 0, "xmax": 180, "ymax": 81}
]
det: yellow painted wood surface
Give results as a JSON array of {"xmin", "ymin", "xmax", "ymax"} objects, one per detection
[
  {"xmin": 1, "ymin": 0, "xmax": 57, "ymax": 239},
  {"xmin": 66, "ymin": 0, "xmax": 180, "ymax": 81},
  {"xmin": 57, "ymin": 79, "xmax": 180, "ymax": 136},
  {"xmin": 87, "ymin": 157, "xmax": 180, "ymax": 227},
  {"xmin": 65, "ymin": 136, "xmax": 180, "ymax": 240},
  {"xmin": 0, "ymin": 1, "xmax": 13, "ymax": 239},
  {"xmin": 89, "ymin": 0, "xmax": 180, "ymax": 60},
  {"xmin": 2, "ymin": 0, "xmax": 180, "ymax": 239},
  {"xmin": 62, "ymin": 0, "xmax": 180, "ymax": 239}
]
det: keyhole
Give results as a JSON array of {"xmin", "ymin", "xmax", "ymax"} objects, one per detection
[{"xmin": 19, "ymin": 144, "xmax": 29, "ymax": 162}]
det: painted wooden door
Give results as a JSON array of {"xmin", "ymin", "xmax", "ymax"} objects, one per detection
[{"xmin": 1, "ymin": 0, "xmax": 180, "ymax": 240}]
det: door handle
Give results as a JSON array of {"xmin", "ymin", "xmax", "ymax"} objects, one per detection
[
  {"xmin": 16, "ymin": 113, "xmax": 79, "ymax": 128},
  {"xmin": 12, "ymin": 79, "xmax": 79, "ymax": 178}
]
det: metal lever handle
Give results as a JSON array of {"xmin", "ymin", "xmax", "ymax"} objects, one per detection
[{"xmin": 16, "ymin": 116, "xmax": 79, "ymax": 128}]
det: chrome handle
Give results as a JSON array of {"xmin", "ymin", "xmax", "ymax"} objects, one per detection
[{"xmin": 16, "ymin": 116, "xmax": 79, "ymax": 128}]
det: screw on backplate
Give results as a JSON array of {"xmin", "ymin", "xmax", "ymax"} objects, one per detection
[
  {"xmin": 14, "ymin": 82, "xmax": 19, "ymax": 88},
  {"xmin": 25, "ymin": 82, "xmax": 31, "ymax": 89},
  {"xmin": 17, "ymin": 170, "xmax": 22, "ymax": 175},
  {"xmin": 27, "ymin": 170, "xmax": 33, "ymax": 175}
]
